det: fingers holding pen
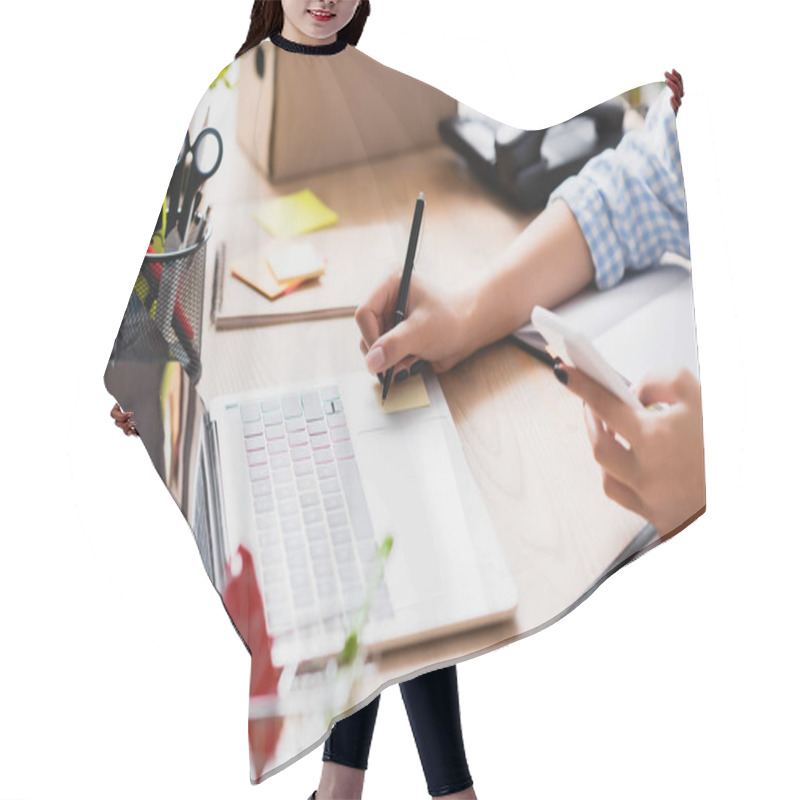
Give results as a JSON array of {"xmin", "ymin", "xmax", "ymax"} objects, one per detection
[
  {"xmin": 357, "ymin": 269, "xmax": 445, "ymax": 375},
  {"xmin": 359, "ymin": 337, "xmax": 423, "ymax": 383},
  {"xmin": 355, "ymin": 273, "xmax": 398, "ymax": 350},
  {"xmin": 364, "ymin": 317, "xmax": 420, "ymax": 377},
  {"xmin": 356, "ymin": 265, "xmax": 476, "ymax": 378},
  {"xmin": 355, "ymin": 270, "xmax": 409, "ymax": 376},
  {"xmin": 388, "ymin": 356, "xmax": 421, "ymax": 382}
]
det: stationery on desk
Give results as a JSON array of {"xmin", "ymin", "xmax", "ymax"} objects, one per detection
[
  {"xmin": 228, "ymin": 191, "xmax": 337, "ymax": 304},
  {"xmin": 215, "ymin": 195, "xmax": 404, "ymax": 328},
  {"xmin": 253, "ymin": 189, "xmax": 339, "ymax": 238},
  {"xmin": 382, "ymin": 192, "xmax": 426, "ymax": 403},
  {"xmin": 232, "ymin": 242, "xmax": 326, "ymax": 301},
  {"xmin": 373, "ymin": 373, "xmax": 430, "ymax": 413},
  {"xmin": 159, "ymin": 119, "xmax": 222, "ymax": 253}
]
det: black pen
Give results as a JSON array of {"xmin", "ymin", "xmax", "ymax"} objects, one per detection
[{"xmin": 382, "ymin": 192, "xmax": 425, "ymax": 403}]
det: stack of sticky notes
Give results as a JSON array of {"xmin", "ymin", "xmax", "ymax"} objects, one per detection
[
  {"xmin": 232, "ymin": 241, "xmax": 327, "ymax": 300},
  {"xmin": 235, "ymin": 189, "xmax": 338, "ymax": 300}
]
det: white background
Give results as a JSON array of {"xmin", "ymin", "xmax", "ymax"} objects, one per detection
[{"xmin": 1, "ymin": 1, "xmax": 798, "ymax": 798}]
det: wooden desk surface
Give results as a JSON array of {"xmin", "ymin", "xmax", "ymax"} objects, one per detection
[{"xmin": 194, "ymin": 86, "xmax": 646, "ymax": 697}]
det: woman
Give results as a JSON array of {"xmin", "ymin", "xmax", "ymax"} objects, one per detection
[{"xmin": 114, "ymin": 3, "xmax": 477, "ymax": 798}]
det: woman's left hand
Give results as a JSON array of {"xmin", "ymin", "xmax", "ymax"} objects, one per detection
[
  {"xmin": 110, "ymin": 402, "xmax": 139, "ymax": 436},
  {"xmin": 556, "ymin": 363, "xmax": 705, "ymax": 538}
]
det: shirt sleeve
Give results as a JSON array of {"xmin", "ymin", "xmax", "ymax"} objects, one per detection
[{"xmin": 547, "ymin": 86, "xmax": 690, "ymax": 290}]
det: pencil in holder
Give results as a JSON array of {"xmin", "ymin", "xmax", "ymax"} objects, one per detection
[{"xmin": 110, "ymin": 225, "xmax": 210, "ymax": 384}]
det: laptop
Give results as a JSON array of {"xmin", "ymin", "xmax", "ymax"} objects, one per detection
[{"xmin": 192, "ymin": 368, "xmax": 517, "ymax": 667}]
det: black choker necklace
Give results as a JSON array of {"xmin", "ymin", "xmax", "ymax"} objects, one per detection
[{"xmin": 271, "ymin": 32, "xmax": 348, "ymax": 55}]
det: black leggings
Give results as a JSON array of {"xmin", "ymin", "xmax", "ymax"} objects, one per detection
[{"xmin": 323, "ymin": 665, "xmax": 473, "ymax": 797}]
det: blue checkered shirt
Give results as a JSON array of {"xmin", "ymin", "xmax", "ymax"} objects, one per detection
[{"xmin": 548, "ymin": 87, "xmax": 690, "ymax": 290}]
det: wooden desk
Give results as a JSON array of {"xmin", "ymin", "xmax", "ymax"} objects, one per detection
[{"xmin": 193, "ymin": 82, "xmax": 647, "ymax": 735}]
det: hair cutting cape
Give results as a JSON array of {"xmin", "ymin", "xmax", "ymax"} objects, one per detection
[{"xmin": 105, "ymin": 36, "xmax": 702, "ymax": 783}]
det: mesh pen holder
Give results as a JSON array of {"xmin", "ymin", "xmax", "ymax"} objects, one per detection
[{"xmin": 110, "ymin": 225, "xmax": 210, "ymax": 384}]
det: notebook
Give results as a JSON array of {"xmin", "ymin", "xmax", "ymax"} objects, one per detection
[{"xmin": 214, "ymin": 219, "xmax": 405, "ymax": 328}]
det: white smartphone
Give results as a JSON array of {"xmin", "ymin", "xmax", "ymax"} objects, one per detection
[{"xmin": 531, "ymin": 306, "xmax": 643, "ymax": 410}]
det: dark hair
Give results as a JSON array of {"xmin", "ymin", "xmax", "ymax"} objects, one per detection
[{"xmin": 235, "ymin": 1, "xmax": 371, "ymax": 59}]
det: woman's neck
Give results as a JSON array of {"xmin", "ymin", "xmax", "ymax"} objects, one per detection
[
  {"xmin": 271, "ymin": 31, "xmax": 347, "ymax": 56},
  {"xmin": 281, "ymin": 21, "xmax": 336, "ymax": 47}
]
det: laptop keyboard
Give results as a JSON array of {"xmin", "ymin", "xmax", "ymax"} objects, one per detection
[{"xmin": 239, "ymin": 385, "xmax": 393, "ymax": 642}]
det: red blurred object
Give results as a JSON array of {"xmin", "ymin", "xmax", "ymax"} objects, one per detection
[{"xmin": 222, "ymin": 544, "xmax": 284, "ymax": 777}]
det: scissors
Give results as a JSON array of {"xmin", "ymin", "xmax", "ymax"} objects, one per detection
[
  {"xmin": 165, "ymin": 131, "xmax": 191, "ymax": 238},
  {"xmin": 177, "ymin": 127, "xmax": 223, "ymax": 248}
]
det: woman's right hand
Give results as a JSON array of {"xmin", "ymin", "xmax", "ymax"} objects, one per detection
[
  {"xmin": 556, "ymin": 363, "xmax": 705, "ymax": 538},
  {"xmin": 110, "ymin": 402, "xmax": 139, "ymax": 436},
  {"xmin": 355, "ymin": 270, "xmax": 478, "ymax": 377},
  {"xmin": 665, "ymin": 68, "xmax": 683, "ymax": 115}
]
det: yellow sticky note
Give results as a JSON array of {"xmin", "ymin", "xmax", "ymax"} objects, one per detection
[
  {"xmin": 373, "ymin": 373, "xmax": 430, "ymax": 413},
  {"xmin": 231, "ymin": 262, "xmax": 307, "ymax": 300},
  {"xmin": 268, "ymin": 242, "xmax": 326, "ymax": 282},
  {"xmin": 254, "ymin": 189, "xmax": 338, "ymax": 238}
]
